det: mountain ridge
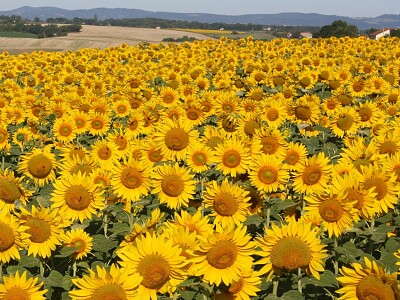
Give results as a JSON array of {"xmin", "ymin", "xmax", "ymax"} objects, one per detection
[{"xmin": 2, "ymin": 6, "xmax": 400, "ymax": 30}]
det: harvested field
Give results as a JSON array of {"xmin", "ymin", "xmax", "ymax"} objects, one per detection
[{"xmin": 0, "ymin": 25, "xmax": 212, "ymax": 54}]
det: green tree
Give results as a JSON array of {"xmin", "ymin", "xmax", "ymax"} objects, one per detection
[{"xmin": 315, "ymin": 20, "xmax": 358, "ymax": 38}]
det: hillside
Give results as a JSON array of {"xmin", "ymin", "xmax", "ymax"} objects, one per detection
[{"xmin": 1, "ymin": 6, "xmax": 400, "ymax": 30}]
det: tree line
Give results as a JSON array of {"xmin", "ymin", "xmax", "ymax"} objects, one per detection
[{"xmin": 0, "ymin": 15, "xmax": 81, "ymax": 38}]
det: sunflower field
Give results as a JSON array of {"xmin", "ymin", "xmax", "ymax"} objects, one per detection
[{"xmin": 0, "ymin": 35, "xmax": 399, "ymax": 300}]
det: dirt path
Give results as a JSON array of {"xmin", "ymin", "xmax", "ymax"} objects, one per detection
[{"xmin": 0, "ymin": 25, "xmax": 212, "ymax": 54}]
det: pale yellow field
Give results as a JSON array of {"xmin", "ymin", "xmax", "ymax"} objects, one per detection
[
  {"xmin": 173, "ymin": 28, "xmax": 246, "ymax": 34},
  {"xmin": 0, "ymin": 25, "xmax": 212, "ymax": 54}
]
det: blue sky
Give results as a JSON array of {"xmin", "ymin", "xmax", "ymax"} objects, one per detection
[{"xmin": 2, "ymin": 0, "xmax": 400, "ymax": 17}]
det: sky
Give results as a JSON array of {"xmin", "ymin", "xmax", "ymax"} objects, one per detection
[{"xmin": 2, "ymin": 0, "xmax": 400, "ymax": 18}]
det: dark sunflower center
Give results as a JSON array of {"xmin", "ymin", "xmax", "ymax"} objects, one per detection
[
  {"xmin": 121, "ymin": 167, "xmax": 143, "ymax": 189},
  {"xmin": 346, "ymin": 188, "xmax": 365, "ymax": 210},
  {"xmin": 273, "ymin": 76, "xmax": 285, "ymax": 86},
  {"xmin": 337, "ymin": 115, "xmax": 353, "ymax": 131},
  {"xmin": 213, "ymin": 192, "xmax": 238, "ymax": 216},
  {"xmin": 148, "ymin": 149, "xmax": 163, "ymax": 162},
  {"xmin": 192, "ymin": 152, "xmax": 207, "ymax": 166},
  {"xmin": 161, "ymin": 175, "xmax": 184, "ymax": 197},
  {"xmin": 302, "ymin": 165, "xmax": 322, "ymax": 185},
  {"xmin": 222, "ymin": 150, "xmax": 241, "ymax": 168},
  {"xmin": 72, "ymin": 239, "xmax": 86, "ymax": 253},
  {"xmin": 164, "ymin": 128, "xmax": 189, "ymax": 151},
  {"xmin": 379, "ymin": 141, "xmax": 397, "ymax": 155},
  {"xmin": 25, "ymin": 218, "xmax": 51, "ymax": 243},
  {"xmin": 318, "ymin": 199, "xmax": 344, "ymax": 222},
  {"xmin": 91, "ymin": 284, "xmax": 127, "ymax": 300},
  {"xmin": 353, "ymin": 82, "xmax": 364, "ymax": 92},
  {"xmin": 64, "ymin": 185, "xmax": 92, "ymax": 211},
  {"xmin": 337, "ymin": 94, "xmax": 352, "ymax": 106},
  {"xmin": 97, "ymin": 145, "xmax": 112, "ymax": 160},
  {"xmin": 206, "ymin": 136, "xmax": 223, "ymax": 150},
  {"xmin": 270, "ymin": 237, "xmax": 312, "ymax": 271},
  {"xmin": 363, "ymin": 177, "xmax": 387, "ymax": 200},
  {"xmin": 295, "ymin": 107, "xmax": 312, "ymax": 121},
  {"xmin": 266, "ymin": 108, "xmax": 279, "ymax": 121},
  {"xmin": 186, "ymin": 108, "xmax": 201, "ymax": 120},
  {"xmin": 0, "ymin": 131, "xmax": 7, "ymax": 143},
  {"xmin": 228, "ymin": 277, "xmax": 244, "ymax": 294},
  {"xmin": 163, "ymin": 93, "xmax": 175, "ymax": 104},
  {"xmin": 359, "ymin": 107, "xmax": 373, "ymax": 122},
  {"xmin": 115, "ymin": 136, "xmax": 128, "ymax": 151},
  {"xmin": 91, "ymin": 119, "xmax": 104, "ymax": 130},
  {"xmin": 286, "ymin": 150, "xmax": 300, "ymax": 165},
  {"xmin": 138, "ymin": 254, "xmax": 171, "ymax": 289},
  {"xmin": 0, "ymin": 222, "xmax": 15, "ymax": 251},
  {"xmin": 244, "ymin": 120, "xmax": 260, "ymax": 136},
  {"xmin": 0, "ymin": 179, "xmax": 21, "ymax": 203},
  {"xmin": 27, "ymin": 154, "xmax": 53, "ymax": 179},
  {"xmin": 59, "ymin": 125, "xmax": 72, "ymax": 137},
  {"xmin": 75, "ymin": 118, "xmax": 86, "ymax": 129},
  {"xmin": 258, "ymin": 166, "xmax": 278, "ymax": 184},
  {"xmin": 69, "ymin": 149, "xmax": 86, "ymax": 160},
  {"xmin": 117, "ymin": 105, "xmax": 127, "ymax": 114},
  {"xmin": 2, "ymin": 287, "xmax": 30, "ymax": 300},
  {"xmin": 356, "ymin": 275, "xmax": 396, "ymax": 300},
  {"xmin": 207, "ymin": 240, "xmax": 238, "ymax": 269}
]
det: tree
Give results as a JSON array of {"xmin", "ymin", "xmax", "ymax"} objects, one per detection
[{"xmin": 315, "ymin": 20, "xmax": 358, "ymax": 38}]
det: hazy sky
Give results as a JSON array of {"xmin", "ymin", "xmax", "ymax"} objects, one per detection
[{"xmin": 2, "ymin": 0, "xmax": 400, "ymax": 18}]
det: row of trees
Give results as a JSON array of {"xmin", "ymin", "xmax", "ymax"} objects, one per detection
[{"xmin": 0, "ymin": 15, "xmax": 81, "ymax": 38}]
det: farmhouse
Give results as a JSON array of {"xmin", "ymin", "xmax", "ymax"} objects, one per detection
[{"xmin": 369, "ymin": 28, "xmax": 391, "ymax": 40}]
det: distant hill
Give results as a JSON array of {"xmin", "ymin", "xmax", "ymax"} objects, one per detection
[{"xmin": 2, "ymin": 6, "xmax": 400, "ymax": 30}]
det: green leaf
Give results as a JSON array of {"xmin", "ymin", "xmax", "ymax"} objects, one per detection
[
  {"xmin": 18, "ymin": 254, "xmax": 39, "ymax": 268},
  {"xmin": 177, "ymin": 276, "xmax": 201, "ymax": 287},
  {"xmin": 281, "ymin": 290, "xmax": 304, "ymax": 300},
  {"xmin": 92, "ymin": 234, "xmax": 118, "ymax": 253},
  {"xmin": 380, "ymin": 251, "xmax": 399, "ymax": 273},
  {"xmin": 180, "ymin": 290, "xmax": 198, "ymax": 300},
  {"xmin": 6, "ymin": 266, "xmax": 28, "ymax": 276},
  {"xmin": 336, "ymin": 241, "xmax": 364, "ymax": 260},
  {"xmin": 62, "ymin": 274, "xmax": 73, "ymax": 290},
  {"xmin": 264, "ymin": 295, "xmax": 279, "ymax": 300},
  {"xmin": 55, "ymin": 246, "xmax": 79, "ymax": 258},
  {"xmin": 44, "ymin": 270, "xmax": 64, "ymax": 288}
]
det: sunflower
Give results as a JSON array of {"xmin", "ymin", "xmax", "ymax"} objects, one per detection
[
  {"xmin": 212, "ymin": 270, "xmax": 261, "ymax": 300},
  {"xmin": 0, "ymin": 126, "xmax": 9, "ymax": 150},
  {"xmin": 0, "ymin": 209, "xmax": 29, "ymax": 263},
  {"xmin": 190, "ymin": 224, "xmax": 256, "ymax": 286},
  {"xmin": 236, "ymin": 115, "xmax": 261, "ymax": 138},
  {"xmin": 292, "ymin": 152, "xmax": 332, "ymax": 195},
  {"xmin": 201, "ymin": 125, "xmax": 226, "ymax": 150},
  {"xmin": 203, "ymin": 179, "xmax": 251, "ymax": 227},
  {"xmin": 261, "ymin": 99, "xmax": 288, "ymax": 129},
  {"xmin": 183, "ymin": 102, "xmax": 206, "ymax": 127},
  {"xmin": 140, "ymin": 141, "xmax": 164, "ymax": 169},
  {"xmin": 330, "ymin": 106, "xmax": 361, "ymax": 138},
  {"xmin": 106, "ymin": 128, "xmax": 133, "ymax": 158},
  {"xmin": 256, "ymin": 219, "xmax": 327, "ymax": 280},
  {"xmin": 117, "ymin": 233, "xmax": 187, "ymax": 299},
  {"xmin": 357, "ymin": 100, "xmax": 380, "ymax": 128},
  {"xmin": 214, "ymin": 137, "xmax": 251, "ymax": 177},
  {"xmin": 110, "ymin": 158, "xmax": 152, "ymax": 203},
  {"xmin": 157, "ymin": 86, "xmax": 180, "ymax": 107},
  {"xmin": 185, "ymin": 142, "xmax": 215, "ymax": 174},
  {"xmin": 90, "ymin": 139, "xmax": 121, "ymax": 171},
  {"xmin": 166, "ymin": 210, "xmax": 212, "ymax": 237},
  {"xmin": 152, "ymin": 118, "xmax": 198, "ymax": 161},
  {"xmin": 248, "ymin": 154, "xmax": 290, "ymax": 193},
  {"xmin": 0, "ymin": 271, "xmax": 47, "ymax": 300},
  {"xmin": 0, "ymin": 168, "xmax": 33, "ymax": 211},
  {"xmin": 346, "ymin": 76, "xmax": 369, "ymax": 98},
  {"xmin": 339, "ymin": 137, "xmax": 380, "ymax": 172},
  {"xmin": 69, "ymin": 264, "xmax": 142, "ymax": 300},
  {"xmin": 51, "ymin": 172, "xmax": 105, "ymax": 223},
  {"xmin": 283, "ymin": 141, "xmax": 308, "ymax": 171},
  {"xmin": 290, "ymin": 97, "xmax": 320, "ymax": 126},
  {"xmin": 17, "ymin": 145, "xmax": 57, "ymax": 187},
  {"xmin": 17, "ymin": 206, "xmax": 65, "ymax": 258},
  {"xmin": 112, "ymin": 99, "xmax": 131, "ymax": 118},
  {"xmin": 126, "ymin": 111, "xmax": 145, "ymax": 137},
  {"xmin": 374, "ymin": 132, "xmax": 400, "ymax": 156},
  {"xmin": 305, "ymin": 190, "xmax": 359, "ymax": 237},
  {"xmin": 60, "ymin": 228, "xmax": 93, "ymax": 260},
  {"xmin": 336, "ymin": 257, "xmax": 399, "ymax": 300},
  {"xmin": 151, "ymin": 163, "xmax": 196, "ymax": 209},
  {"xmin": 121, "ymin": 208, "xmax": 164, "ymax": 246},
  {"xmin": 88, "ymin": 112, "xmax": 110, "ymax": 136},
  {"xmin": 52, "ymin": 116, "xmax": 77, "ymax": 144},
  {"xmin": 331, "ymin": 173, "xmax": 378, "ymax": 221},
  {"xmin": 360, "ymin": 164, "xmax": 398, "ymax": 214},
  {"xmin": 12, "ymin": 126, "xmax": 33, "ymax": 149}
]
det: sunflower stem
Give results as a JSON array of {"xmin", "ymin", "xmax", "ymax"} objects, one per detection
[
  {"xmin": 272, "ymin": 276, "xmax": 279, "ymax": 296},
  {"xmin": 333, "ymin": 236, "xmax": 339, "ymax": 275},
  {"xmin": 1, "ymin": 154, "xmax": 4, "ymax": 172},
  {"xmin": 298, "ymin": 268, "xmax": 303, "ymax": 293},
  {"xmin": 0, "ymin": 263, "xmax": 2, "ymax": 280},
  {"xmin": 103, "ymin": 213, "xmax": 108, "ymax": 237},
  {"xmin": 39, "ymin": 257, "xmax": 45, "ymax": 277},
  {"xmin": 72, "ymin": 259, "xmax": 77, "ymax": 277},
  {"xmin": 266, "ymin": 206, "xmax": 271, "ymax": 229}
]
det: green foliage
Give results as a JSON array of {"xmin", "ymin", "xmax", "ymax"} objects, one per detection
[{"xmin": 315, "ymin": 20, "xmax": 358, "ymax": 38}]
